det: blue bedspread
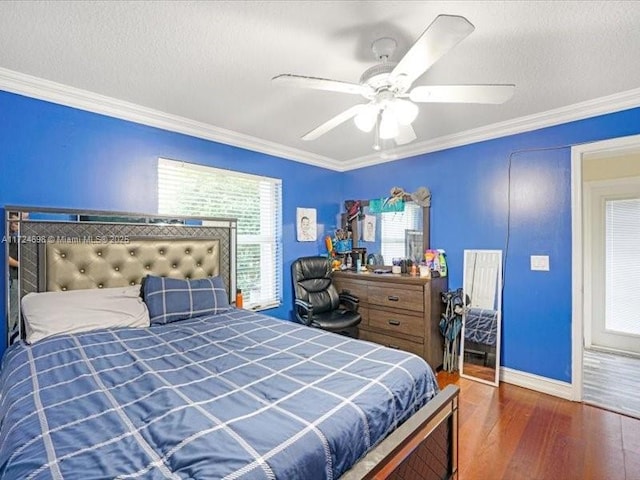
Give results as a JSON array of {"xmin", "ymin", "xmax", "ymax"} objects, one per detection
[
  {"xmin": 0, "ymin": 309, "xmax": 438, "ymax": 479},
  {"xmin": 464, "ymin": 308, "xmax": 498, "ymax": 346}
]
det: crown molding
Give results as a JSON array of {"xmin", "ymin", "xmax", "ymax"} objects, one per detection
[
  {"xmin": 344, "ymin": 87, "xmax": 640, "ymax": 171},
  {"xmin": 2, "ymin": 66, "xmax": 640, "ymax": 173},
  {"xmin": 0, "ymin": 67, "xmax": 342, "ymax": 171}
]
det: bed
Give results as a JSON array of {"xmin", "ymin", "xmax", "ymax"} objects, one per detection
[{"xmin": 1, "ymin": 207, "xmax": 459, "ymax": 479}]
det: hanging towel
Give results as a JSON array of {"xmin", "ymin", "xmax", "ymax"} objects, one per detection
[{"xmin": 368, "ymin": 197, "xmax": 405, "ymax": 213}]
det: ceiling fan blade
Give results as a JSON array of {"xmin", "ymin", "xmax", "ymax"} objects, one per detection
[
  {"xmin": 409, "ymin": 84, "xmax": 515, "ymax": 104},
  {"xmin": 302, "ymin": 104, "xmax": 366, "ymax": 141},
  {"xmin": 272, "ymin": 74, "xmax": 372, "ymax": 96},
  {"xmin": 394, "ymin": 123, "xmax": 418, "ymax": 146},
  {"xmin": 391, "ymin": 15, "xmax": 474, "ymax": 89}
]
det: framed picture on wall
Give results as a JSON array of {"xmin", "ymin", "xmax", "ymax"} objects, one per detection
[
  {"xmin": 296, "ymin": 207, "xmax": 317, "ymax": 242},
  {"xmin": 362, "ymin": 214, "xmax": 376, "ymax": 242}
]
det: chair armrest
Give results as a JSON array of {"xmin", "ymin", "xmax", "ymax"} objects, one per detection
[
  {"xmin": 294, "ymin": 299, "xmax": 314, "ymax": 325},
  {"xmin": 339, "ymin": 293, "xmax": 359, "ymax": 312}
]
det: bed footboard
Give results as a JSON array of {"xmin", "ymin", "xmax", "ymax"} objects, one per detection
[{"xmin": 342, "ymin": 384, "xmax": 459, "ymax": 480}]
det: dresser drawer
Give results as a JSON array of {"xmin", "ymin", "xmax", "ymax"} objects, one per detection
[
  {"xmin": 368, "ymin": 308, "xmax": 424, "ymax": 338},
  {"xmin": 368, "ymin": 285, "xmax": 424, "ymax": 312},
  {"xmin": 358, "ymin": 307, "xmax": 369, "ymax": 327},
  {"xmin": 359, "ymin": 329, "xmax": 424, "ymax": 357},
  {"xmin": 334, "ymin": 279, "xmax": 368, "ymax": 303}
]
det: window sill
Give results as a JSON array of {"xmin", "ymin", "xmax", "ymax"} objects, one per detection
[{"xmin": 245, "ymin": 302, "xmax": 281, "ymax": 312}]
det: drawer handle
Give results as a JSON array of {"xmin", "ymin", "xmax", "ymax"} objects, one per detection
[
  {"xmin": 387, "ymin": 295, "xmax": 399, "ymax": 302},
  {"xmin": 388, "ymin": 344, "xmax": 400, "ymax": 349},
  {"xmin": 388, "ymin": 320, "xmax": 401, "ymax": 326}
]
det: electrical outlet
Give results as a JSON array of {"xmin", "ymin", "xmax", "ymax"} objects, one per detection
[{"xmin": 530, "ymin": 255, "xmax": 550, "ymax": 271}]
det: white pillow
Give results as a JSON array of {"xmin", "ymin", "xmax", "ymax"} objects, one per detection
[{"xmin": 21, "ymin": 285, "xmax": 150, "ymax": 344}]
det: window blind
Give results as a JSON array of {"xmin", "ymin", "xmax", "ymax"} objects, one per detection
[
  {"xmin": 158, "ymin": 158, "xmax": 282, "ymax": 310},
  {"xmin": 380, "ymin": 203, "xmax": 421, "ymax": 264},
  {"xmin": 605, "ymin": 197, "xmax": 640, "ymax": 335}
]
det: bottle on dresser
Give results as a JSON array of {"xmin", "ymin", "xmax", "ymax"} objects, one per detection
[{"xmin": 236, "ymin": 289, "xmax": 243, "ymax": 309}]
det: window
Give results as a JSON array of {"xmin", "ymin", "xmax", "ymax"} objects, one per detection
[
  {"xmin": 158, "ymin": 158, "xmax": 282, "ymax": 310},
  {"xmin": 605, "ymin": 197, "xmax": 640, "ymax": 335},
  {"xmin": 380, "ymin": 203, "xmax": 422, "ymax": 263},
  {"xmin": 585, "ymin": 175, "xmax": 640, "ymax": 355}
]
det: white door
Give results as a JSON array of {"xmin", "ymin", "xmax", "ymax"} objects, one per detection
[{"xmin": 585, "ymin": 177, "xmax": 640, "ymax": 355}]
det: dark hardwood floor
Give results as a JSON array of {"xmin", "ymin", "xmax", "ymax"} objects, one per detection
[{"xmin": 437, "ymin": 372, "xmax": 640, "ymax": 480}]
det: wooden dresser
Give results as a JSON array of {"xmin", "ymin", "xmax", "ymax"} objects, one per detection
[{"xmin": 332, "ymin": 271, "xmax": 448, "ymax": 370}]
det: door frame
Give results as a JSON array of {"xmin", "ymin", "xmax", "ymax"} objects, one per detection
[{"xmin": 571, "ymin": 133, "xmax": 640, "ymax": 401}]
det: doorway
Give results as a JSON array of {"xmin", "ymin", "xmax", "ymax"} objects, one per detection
[
  {"xmin": 584, "ymin": 175, "xmax": 640, "ymax": 355},
  {"xmin": 572, "ymin": 134, "xmax": 640, "ymax": 417}
]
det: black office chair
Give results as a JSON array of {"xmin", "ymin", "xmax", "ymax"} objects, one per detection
[{"xmin": 291, "ymin": 256, "xmax": 361, "ymax": 337}]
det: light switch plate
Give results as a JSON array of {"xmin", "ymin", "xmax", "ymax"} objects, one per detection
[{"xmin": 531, "ymin": 255, "xmax": 550, "ymax": 271}]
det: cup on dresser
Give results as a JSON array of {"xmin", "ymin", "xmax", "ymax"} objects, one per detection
[{"xmin": 419, "ymin": 265, "xmax": 431, "ymax": 278}]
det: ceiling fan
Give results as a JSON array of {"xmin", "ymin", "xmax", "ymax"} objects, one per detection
[{"xmin": 273, "ymin": 14, "xmax": 515, "ymax": 150}]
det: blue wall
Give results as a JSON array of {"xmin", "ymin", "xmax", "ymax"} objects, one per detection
[
  {"xmin": 0, "ymin": 91, "xmax": 344, "ymax": 356},
  {"xmin": 3, "ymin": 86, "xmax": 640, "ymax": 383},
  {"xmin": 343, "ymin": 106, "xmax": 640, "ymax": 383}
]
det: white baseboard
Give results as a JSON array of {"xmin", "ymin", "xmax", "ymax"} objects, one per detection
[{"xmin": 500, "ymin": 367, "xmax": 573, "ymax": 400}]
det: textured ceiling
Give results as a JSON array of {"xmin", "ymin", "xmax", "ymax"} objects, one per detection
[{"xmin": 1, "ymin": 1, "xmax": 639, "ymax": 170}]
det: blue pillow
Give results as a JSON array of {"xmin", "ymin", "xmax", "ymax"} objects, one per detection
[{"xmin": 142, "ymin": 275, "xmax": 231, "ymax": 325}]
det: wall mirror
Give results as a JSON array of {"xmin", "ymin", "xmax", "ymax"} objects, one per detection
[
  {"xmin": 363, "ymin": 203, "xmax": 424, "ymax": 265},
  {"xmin": 348, "ymin": 189, "xmax": 431, "ymax": 266},
  {"xmin": 461, "ymin": 249, "xmax": 502, "ymax": 386}
]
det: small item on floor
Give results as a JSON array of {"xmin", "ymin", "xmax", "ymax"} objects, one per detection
[{"xmin": 439, "ymin": 288, "xmax": 466, "ymax": 372}]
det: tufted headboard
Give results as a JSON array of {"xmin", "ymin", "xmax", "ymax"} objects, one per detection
[
  {"xmin": 43, "ymin": 239, "xmax": 221, "ymax": 292},
  {"xmin": 6, "ymin": 207, "xmax": 237, "ymax": 345}
]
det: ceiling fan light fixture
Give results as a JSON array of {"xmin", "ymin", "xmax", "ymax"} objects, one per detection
[
  {"xmin": 390, "ymin": 99, "xmax": 419, "ymax": 125},
  {"xmin": 379, "ymin": 109, "xmax": 399, "ymax": 139},
  {"xmin": 354, "ymin": 104, "xmax": 379, "ymax": 132}
]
